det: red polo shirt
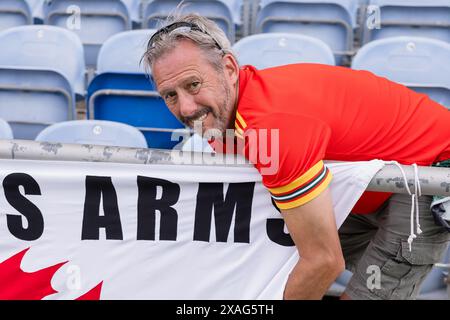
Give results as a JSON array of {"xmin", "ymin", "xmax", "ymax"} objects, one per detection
[{"xmin": 233, "ymin": 64, "xmax": 450, "ymax": 212}]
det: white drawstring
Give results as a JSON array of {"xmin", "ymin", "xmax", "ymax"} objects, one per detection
[
  {"xmin": 413, "ymin": 164, "xmax": 423, "ymax": 236},
  {"xmin": 386, "ymin": 161, "xmax": 422, "ymax": 251}
]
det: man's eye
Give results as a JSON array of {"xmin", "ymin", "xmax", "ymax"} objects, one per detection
[
  {"xmin": 189, "ymin": 81, "xmax": 201, "ymax": 92},
  {"xmin": 164, "ymin": 92, "xmax": 177, "ymax": 103}
]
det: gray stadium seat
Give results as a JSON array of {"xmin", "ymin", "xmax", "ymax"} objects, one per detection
[
  {"xmin": 327, "ymin": 245, "xmax": 450, "ymax": 299},
  {"xmin": 143, "ymin": 0, "xmax": 236, "ymax": 43},
  {"xmin": 364, "ymin": 0, "xmax": 450, "ymax": 44},
  {"xmin": 43, "ymin": 0, "xmax": 132, "ymax": 68},
  {"xmin": 35, "ymin": 120, "xmax": 148, "ymax": 148},
  {"xmin": 327, "ymin": 269, "xmax": 353, "ymax": 297},
  {"xmin": 221, "ymin": 0, "xmax": 243, "ymax": 26},
  {"xmin": 352, "ymin": 36, "xmax": 450, "ymax": 109},
  {"xmin": 0, "ymin": 26, "xmax": 85, "ymax": 139},
  {"xmin": 418, "ymin": 244, "xmax": 450, "ymax": 300},
  {"xmin": 0, "ymin": 0, "xmax": 32, "ymax": 32},
  {"xmin": 0, "ymin": 25, "xmax": 85, "ymax": 96},
  {"xmin": 255, "ymin": 0, "xmax": 359, "ymax": 65},
  {"xmin": 0, "ymin": 68, "xmax": 74, "ymax": 140},
  {"xmin": 233, "ymin": 33, "xmax": 336, "ymax": 69},
  {"xmin": 25, "ymin": 0, "xmax": 45, "ymax": 23},
  {"xmin": 0, "ymin": 118, "xmax": 13, "ymax": 140},
  {"xmin": 97, "ymin": 29, "xmax": 156, "ymax": 74},
  {"xmin": 121, "ymin": 0, "xmax": 142, "ymax": 28}
]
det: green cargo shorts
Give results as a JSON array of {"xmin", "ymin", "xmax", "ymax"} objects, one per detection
[{"xmin": 339, "ymin": 193, "xmax": 450, "ymax": 300}]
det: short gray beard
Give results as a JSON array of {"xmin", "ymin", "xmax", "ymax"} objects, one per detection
[{"xmin": 213, "ymin": 76, "xmax": 232, "ymax": 135}]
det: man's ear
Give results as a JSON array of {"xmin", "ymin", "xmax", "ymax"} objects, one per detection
[{"xmin": 222, "ymin": 53, "xmax": 239, "ymax": 85}]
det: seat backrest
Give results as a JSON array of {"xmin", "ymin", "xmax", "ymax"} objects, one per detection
[
  {"xmin": 25, "ymin": 0, "xmax": 44, "ymax": 22},
  {"xmin": 255, "ymin": 0, "xmax": 357, "ymax": 64},
  {"xmin": 43, "ymin": 0, "xmax": 131, "ymax": 34},
  {"xmin": 35, "ymin": 120, "xmax": 148, "ymax": 148},
  {"xmin": 418, "ymin": 243, "xmax": 450, "ymax": 296},
  {"xmin": 352, "ymin": 37, "xmax": 450, "ymax": 105},
  {"xmin": 97, "ymin": 29, "xmax": 156, "ymax": 74},
  {"xmin": 0, "ymin": 25, "xmax": 85, "ymax": 95},
  {"xmin": 220, "ymin": 0, "xmax": 243, "ymax": 25},
  {"xmin": 0, "ymin": 118, "xmax": 13, "ymax": 140},
  {"xmin": 365, "ymin": 0, "xmax": 450, "ymax": 43},
  {"xmin": 258, "ymin": 0, "xmax": 358, "ymax": 28},
  {"xmin": 144, "ymin": 0, "xmax": 235, "ymax": 42},
  {"xmin": 0, "ymin": 67, "xmax": 75, "ymax": 139},
  {"xmin": 43, "ymin": 0, "xmax": 131, "ymax": 67},
  {"xmin": 87, "ymin": 72, "xmax": 185, "ymax": 149},
  {"xmin": 370, "ymin": 0, "xmax": 450, "ymax": 22},
  {"xmin": 0, "ymin": 0, "xmax": 32, "ymax": 32},
  {"xmin": 410, "ymin": 87, "xmax": 450, "ymax": 110},
  {"xmin": 334, "ymin": 269, "xmax": 353, "ymax": 286},
  {"xmin": 233, "ymin": 33, "xmax": 335, "ymax": 69},
  {"xmin": 121, "ymin": 0, "xmax": 141, "ymax": 24}
]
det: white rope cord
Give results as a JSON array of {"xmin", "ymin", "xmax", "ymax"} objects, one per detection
[
  {"xmin": 413, "ymin": 164, "xmax": 423, "ymax": 236},
  {"xmin": 386, "ymin": 161, "xmax": 422, "ymax": 251}
]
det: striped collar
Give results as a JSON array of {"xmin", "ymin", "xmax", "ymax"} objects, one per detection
[{"xmin": 234, "ymin": 110, "xmax": 247, "ymax": 139}]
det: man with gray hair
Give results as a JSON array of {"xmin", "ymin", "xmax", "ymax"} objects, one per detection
[{"xmin": 142, "ymin": 13, "xmax": 450, "ymax": 300}]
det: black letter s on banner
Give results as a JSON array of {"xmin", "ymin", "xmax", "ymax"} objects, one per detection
[{"xmin": 3, "ymin": 173, "xmax": 44, "ymax": 241}]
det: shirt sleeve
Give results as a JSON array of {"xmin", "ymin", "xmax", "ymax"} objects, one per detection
[{"xmin": 243, "ymin": 112, "xmax": 333, "ymax": 210}]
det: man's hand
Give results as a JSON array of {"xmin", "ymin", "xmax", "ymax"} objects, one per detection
[{"xmin": 281, "ymin": 188, "xmax": 345, "ymax": 299}]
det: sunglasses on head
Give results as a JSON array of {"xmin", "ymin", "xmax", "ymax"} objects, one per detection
[{"xmin": 147, "ymin": 21, "xmax": 223, "ymax": 51}]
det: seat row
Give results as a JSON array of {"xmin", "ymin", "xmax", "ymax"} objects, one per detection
[
  {"xmin": 1, "ymin": 0, "xmax": 450, "ymax": 66},
  {"xmin": 0, "ymin": 0, "xmax": 243, "ymax": 67},
  {"xmin": 0, "ymin": 25, "xmax": 188, "ymax": 149},
  {"xmin": 254, "ymin": 0, "xmax": 450, "ymax": 64},
  {"xmin": 235, "ymin": 33, "xmax": 448, "ymax": 109},
  {"xmin": 0, "ymin": 118, "xmax": 149, "ymax": 148},
  {"xmin": 0, "ymin": 25, "xmax": 449, "ymax": 149}
]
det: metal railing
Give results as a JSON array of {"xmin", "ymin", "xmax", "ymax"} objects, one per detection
[{"xmin": 0, "ymin": 139, "xmax": 449, "ymax": 197}]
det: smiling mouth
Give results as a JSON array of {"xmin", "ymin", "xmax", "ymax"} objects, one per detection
[
  {"xmin": 196, "ymin": 112, "xmax": 208, "ymax": 122},
  {"xmin": 187, "ymin": 109, "xmax": 210, "ymax": 127}
]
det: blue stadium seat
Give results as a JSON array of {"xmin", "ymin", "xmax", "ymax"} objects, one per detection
[
  {"xmin": 233, "ymin": 33, "xmax": 335, "ymax": 69},
  {"xmin": 143, "ymin": 0, "xmax": 236, "ymax": 43},
  {"xmin": 255, "ymin": 0, "xmax": 359, "ymax": 65},
  {"xmin": 0, "ymin": 0, "xmax": 32, "ymax": 32},
  {"xmin": 93, "ymin": 29, "xmax": 186, "ymax": 149},
  {"xmin": 43, "ymin": 0, "xmax": 132, "ymax": 68},
  {"xmin": 364, "ymin": 0, "xmax": 450, "ymax": 44},
  {"xmin": 352, "ymin": 37, "xmax": 450, "ymax": 109},
  {"xmin": 0, "ymin": 118, "xmax": 13, "ymax": 140},
  {"xmin": 87, "ymin": 73, "xmax": 186, "ymax": 149},
  {"xmin": 35, "ymin": 119, "xmax": 148, "ymax": 148},
  {"xmin": 0, "ymin": 26, "xmax": 85, "ymax": 139},
  {"xmin": 97, "ymin": 29, "xmax": 156, "ymax": 74}
]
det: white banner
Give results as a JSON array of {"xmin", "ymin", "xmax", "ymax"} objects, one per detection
[{"xmin": 0, "ymin": 159, "xmax": 384, "ymax": 300}]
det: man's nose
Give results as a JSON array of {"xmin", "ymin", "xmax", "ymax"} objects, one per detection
[{"xmin": 178, "ymin": 91, "xmax": 198, "ymax": 119}]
